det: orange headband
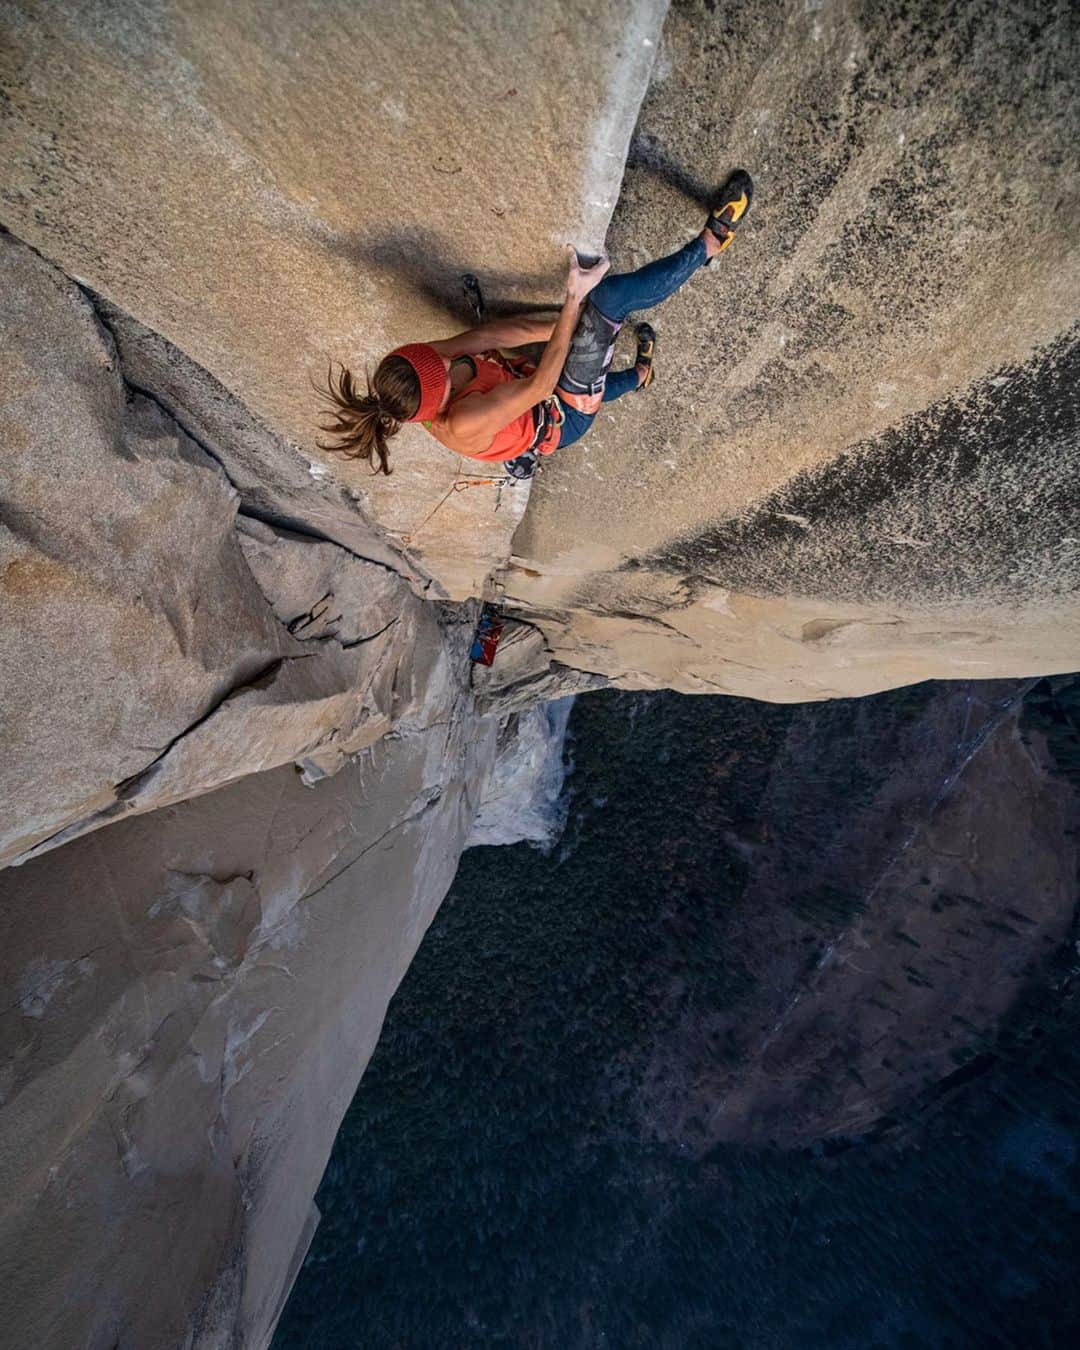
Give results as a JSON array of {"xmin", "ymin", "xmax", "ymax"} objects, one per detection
[{"xmin": 390, "ymin": 343, "xmax": 449, "ymax": 422}]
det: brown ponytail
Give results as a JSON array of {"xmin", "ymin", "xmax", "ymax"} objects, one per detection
[{"xmin": 315, "ymin": 356, "xmax": 421, "ymax": 475}]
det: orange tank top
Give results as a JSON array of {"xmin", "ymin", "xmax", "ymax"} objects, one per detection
[{"xmin": 423, "ymin": 352, "xmax": 560, "ymax": 462}]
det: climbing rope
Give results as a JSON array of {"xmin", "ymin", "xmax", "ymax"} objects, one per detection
[{"xmin": 402, "ymin": 473, "xmax": 519, "ymax": 545}]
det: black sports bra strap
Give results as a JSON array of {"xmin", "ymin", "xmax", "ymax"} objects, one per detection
[{"xmin": 450, "ymin": 355, "xmax": 478, "ymax": 380}]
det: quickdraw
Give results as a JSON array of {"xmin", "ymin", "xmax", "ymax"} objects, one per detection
[{"xmin": 402, "ymin": 473, "xmax": 522, "ymax": 545}]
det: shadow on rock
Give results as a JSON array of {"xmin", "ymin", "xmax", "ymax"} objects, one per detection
[
  {"xmin": 325, "ymin": 226, "xmax": 562, "ymax": 325},
  {"xmin": 625, "ymin": 131, "xmax": 716, "ymax": 211}
]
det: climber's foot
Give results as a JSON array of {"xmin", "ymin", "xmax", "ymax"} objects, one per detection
[
  {"xmin": 634, "ymin": 322, "xmax": 656, "ymax": 390},
  {"xmin": 702, "ymin": 169, "xmax": 754, "ymax": 262}
]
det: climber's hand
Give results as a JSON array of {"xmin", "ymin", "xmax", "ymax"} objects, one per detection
[{"xmin": 565, "ymin": 246, "xmax": 610, "ymax": 303}]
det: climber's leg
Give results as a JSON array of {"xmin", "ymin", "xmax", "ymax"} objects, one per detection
[
  {"xmin": 554, "ymin": 301, "xmax": 623, "ymax": 422},
  {"xmin": 555, "ymin": 232, "xmax": 708, "ymax": 421},
  {"xmin": 554, "ymin": 295, "xmax": 662, "ymax": 422},
  {"xmin": 600, "ymin": 367, "xmax": 641, "ymax": 402},
  {"xmin": 560, "ymin": 321, "xmax": 653, "ymax": 438},
  {"xmin": 555, "ymin": 362, "xmax": 644, "ymax": 446},
  {"xmin": 555, "ymin": 358, "xmax": 645, "ymax": 448},
  {"xmin": 553, "ymin": 403, "xmax": 595, "ymax": 450},
  {"xmin": 553, "ymin": 175, "xmax": 753, "ymax": 428},
  {"xmin": 590, "ymin": 236, "xmax": 708, "ymax": 325},
  {"xmin": 555, "ymin": 323, "xmax": 654, "ymax": 445},
  {"xmin": 588, "ymin": 170, "xmax": 754, "ymax": 322},
  {"xmin": 600, "ymin": 327, "xmax": 656, "ymax": 402}
]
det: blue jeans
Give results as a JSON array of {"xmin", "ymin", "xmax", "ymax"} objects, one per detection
[{"xmin": 556, "ymin": 236, "xmax": 708, "ymax": 450}]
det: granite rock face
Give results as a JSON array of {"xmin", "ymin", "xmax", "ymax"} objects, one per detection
[
  {"xmin": 1, "ymin": 232, "xmax": 516, "ymax": 1349},
  {"xmin": 3, "ymin": 0, "xmax": 1074, "ymax": 684},
  {"xmin": 0, "ymin": 236, "xmax": 468, "ymax": 870},
  {"xmin": 467, "ymin": 696, "xmax": 576, "ymax": 851},
  {"xmin": 509, "ymin": 0, "xmax": 1080, "ymax": 698},
  {"xmin": 94, "ymin": 295, "xmax": 416, "ymax": 581},
  {"xmin": 1, "ymin": 1, "xmax": 1079, "ymax": 1346},
  {"xmin": 0, "ymin": 234, "xmax": 291, "ymax": 866},
  {"xmin": 0, "ymin": 709, "xmax": 499, "ymax": 1350},
  {"xmin": 0, "ymin": 0, "xmax": 665, "ymax": 597}
]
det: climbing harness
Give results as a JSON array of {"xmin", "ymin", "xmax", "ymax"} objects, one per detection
[
  {"xmin": 529, "ymin": 392, "xmax": 565, "ymax": 450},
  {"xmin": 497, "ymin": 394, "xmax": 565, "ymax": 480},
  {"xmin": 557, "ymin": 300, "xmax": 622, "ymax": 416}
]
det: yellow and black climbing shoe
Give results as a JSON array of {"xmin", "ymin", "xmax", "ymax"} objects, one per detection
[
  {"xmin": 635, "ymin": 322, "xmax": 657, "ymax": 390},
  {"xmin": 705, "ymin": 169, "xmax": 753, "ymax": 259}
]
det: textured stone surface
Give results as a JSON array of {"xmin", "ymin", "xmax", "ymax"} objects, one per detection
[
  {"xmin": 95, "ymin": 296, "xmax": 418, "ymax": 584},
  {"xmin": 0, "ymin": 700, "xmax": 499, "ymax": 1350},
  {"xmin": 0, "ymin": 228, "xmax": 516, "ymax": 1350},
  {"xmin": 1, "ymin": 237, "xmax": 473, "ymax": 870},
  {"xmin": 0, "ymin": 234, "xmax": 290, "ymax": 866},
  {"xmin": 471, "ymin": 614, "xmax": 610, "ymax": 715},
  {"xmin": 0, "ymin": 0, "xmax": 665, "ymax": 596},
  {"xmin": 508, "ymin": 0, "xmax": 1080, "ymax": 696},
  {"xmin": 1, "ymin": 1, "xmax": 1079, "ymax": 1345},
  {"xmin": 467, "ymin": 696, "xmax": 575, "ymax": 850},
  {"xmin": 4, "ymin": 0, "xmax": 1075, "ymax": 679}
]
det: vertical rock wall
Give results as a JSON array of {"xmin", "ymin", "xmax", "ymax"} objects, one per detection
[
  {"xmin": 0, "ymin": 5, "xmax": 670, "ymax": 1339},
  {"xmin": 508, "ymin": 0, "xmax": 1080, "ymax": 698},
  {"xmin": 2, "ymin": 1, "xmax": 1079, "ymax": 1345},
  {"xmin": 0, "ymin": 233, "xmax": 542, "ymax": 1348},
  {"xmin": 1, "ymin": 0, "xmax": 666, "ymax": 595},
  {"xmin": 0, "ymin": 715, "xmax": 497, "ymax": 1350}
]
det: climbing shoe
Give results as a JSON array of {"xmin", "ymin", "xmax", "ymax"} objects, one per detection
[
  {"xmin": 705, "ymin": 169, "xmax": 753, "ymax": 258},
  {"xmin": 634, "ymin": 322, "xmax": 657, "ymax": 390}
]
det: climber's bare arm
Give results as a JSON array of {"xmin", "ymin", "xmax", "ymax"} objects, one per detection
[
  {"xmin": 444, "ymin": 299, "xmax": 580, "ymax": 442},
  {"xmin": 442, "ymin": 248, "xmax": 610, "ymax": 448},
  {"xmin": 429, "ymin": 316, "xmax": 556, "ymax": 358}
]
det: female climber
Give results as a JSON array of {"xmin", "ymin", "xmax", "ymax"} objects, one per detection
[{"xmin": 317, "ymin": 172, "xmax": 752, "ymax": 480}]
